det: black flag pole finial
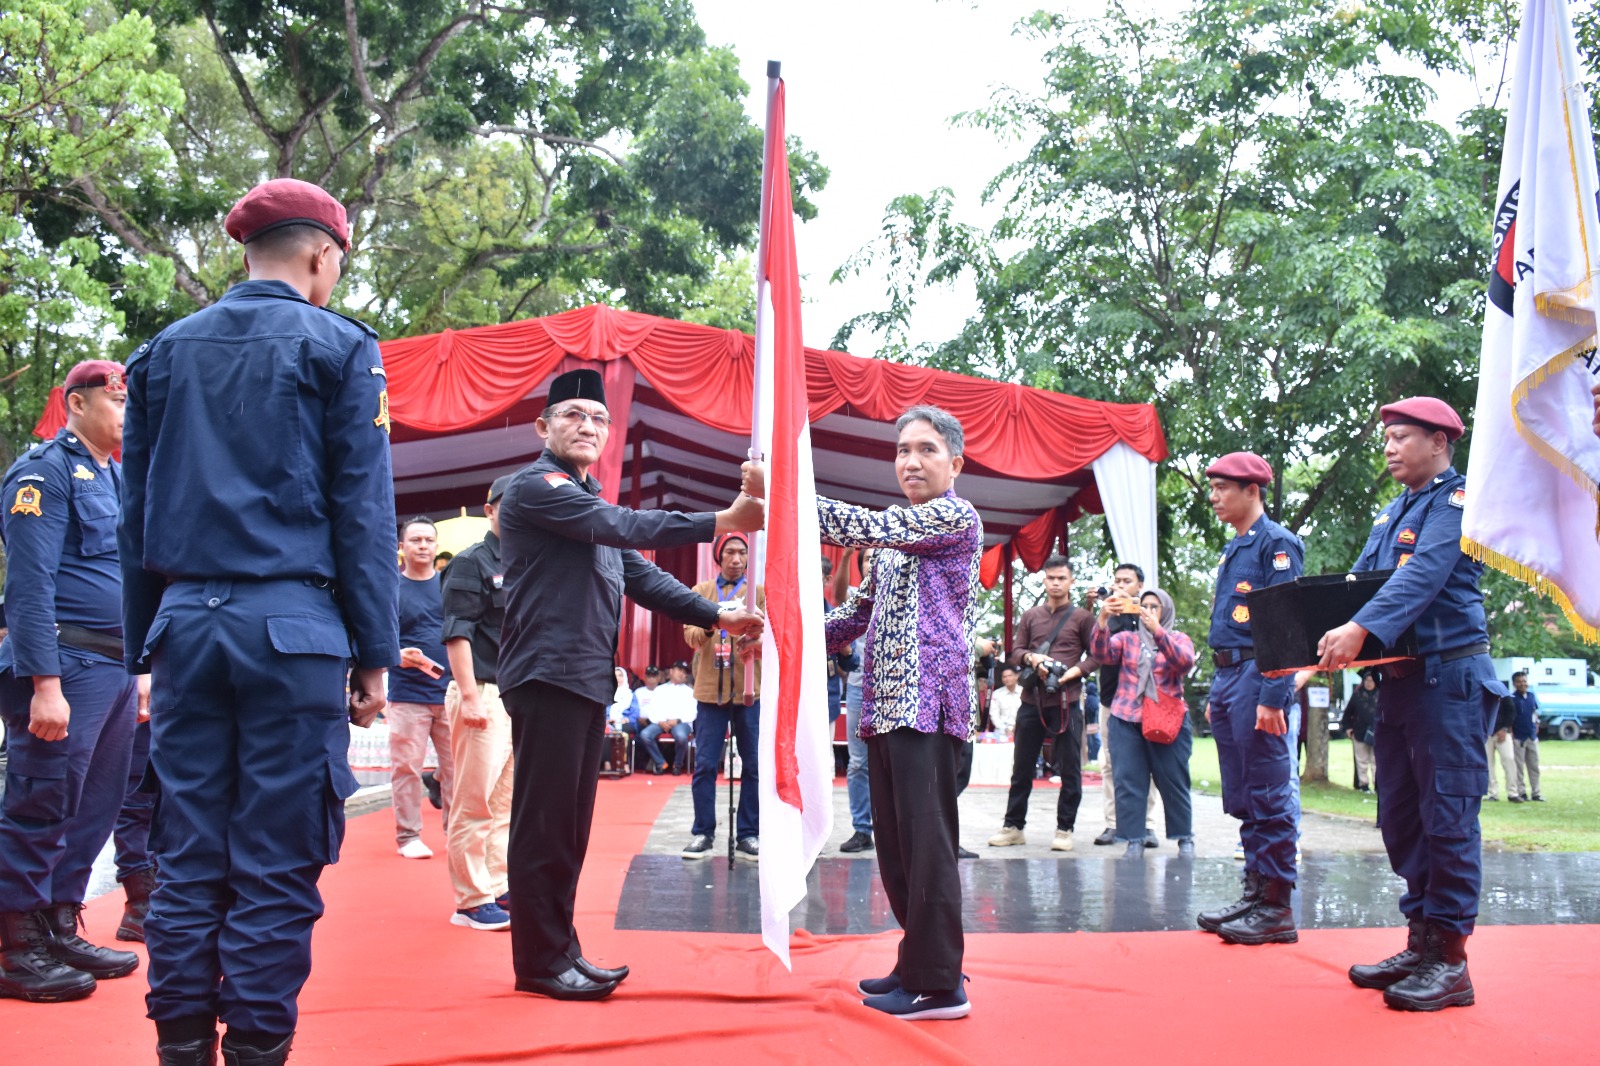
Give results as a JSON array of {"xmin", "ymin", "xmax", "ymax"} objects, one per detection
[{"xmin": 767, "ymin": 60, "xmax": 781, "ymax": 78}]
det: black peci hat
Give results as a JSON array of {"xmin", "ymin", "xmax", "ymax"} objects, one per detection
[{"xmin": 547, "ymin": 368, "xmax": 606, "ymax": 408}]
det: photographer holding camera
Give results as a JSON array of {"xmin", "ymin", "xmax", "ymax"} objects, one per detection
[{"xmin": 987, "ymin": 555, "xmax": 1098, "ymax": 852}]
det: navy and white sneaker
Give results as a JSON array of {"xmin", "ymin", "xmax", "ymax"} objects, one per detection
[
  {"xmin": 451, "ymin": 902, "xmax": 511, "ymax": 931},
  {"xmin": 863, "ymin": 981, "xmax": 970, "ymax": 1020},
  {"xmin": 857, "ymin": 973, "xmax": 900, "ymax": 996}
]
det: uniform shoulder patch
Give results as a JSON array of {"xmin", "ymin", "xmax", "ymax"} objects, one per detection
[
  {"xmin": 373, "ymin": 390, "xmax": 391, "ymax": 434},
  {"xmin": 1235, "ymin": 580, "xmax": 1252, "ymax": 594},
  {"xmin": 543, "ymin": 471, "xmax": 574, "ymax": 488},
  {"xmin": 1232, "ymin": 604, "xmax": 1250, "ymax": 624},
  {"xmin": 1373, "ymin": 512, "xmax": 1390, "ymax": 526},
  {"xmin": 11, "ymin": 484, "xmax": 43, "ymax": 517},
  {"xmin": 17, "ymin": 473, "xmax": 44, "ymax": 483},
  {"xmin": 1397, "ymin": 528, "xmax": 1416, "ymax": 545},
  {"xmin": 1272, "ymin": 551, "xmax": 1290, "ymax": 571},
  {"xmin": 1398, "ymin": 553, "xmax": 1413, "ymax": 566},
  {"xmin": 1448, "ymin": 489, "xmax": 1465, "ymax": 508}
]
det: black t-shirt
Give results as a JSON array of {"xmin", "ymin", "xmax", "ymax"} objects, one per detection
[
  {"xmin": 1098, "ymin": 610, "xmax": 1139, "ymax": 699},
  {"xmin": 388, "ymin": 572, "xmax": 451, "ymax": 704}
]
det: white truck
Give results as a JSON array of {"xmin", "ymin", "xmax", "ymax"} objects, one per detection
[{"xmin": 1490, "ymin": 656, "xmax": 1600, "ymax": 741}]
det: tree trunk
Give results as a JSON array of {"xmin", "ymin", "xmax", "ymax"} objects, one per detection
[{"xmin": 1303, "ymin": 683, "xmax": 1329, "ymax": 783}]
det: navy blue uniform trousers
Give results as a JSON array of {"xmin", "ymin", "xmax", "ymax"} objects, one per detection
[
  {"xmin": 1375, "ymin": 653, "xmax": 1499, "ymax": 935},
  {"xmin": 0, "ymin": 653, "xmax": 137, "ymax": 910},
  {"xmin": 143, "ymin": 579, "xmax": 358, "ymax": 1035},
  {"xmin": 1209, "ymin": 661, "xmax": 1300, "ymax": 884},
  {"xmin": 115, "ymin": 719, "xmax": 154, "ymax": 880}
]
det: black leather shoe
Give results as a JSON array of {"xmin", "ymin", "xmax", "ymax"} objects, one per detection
[
  {"xmin": 1093, "ymin": 828, "xmax": 1116, "ymax": 846},
  {"xmin": 1383, "ymin": 924, "xmax": 1473, "ymax": 1011},
  {"xmin": 574, "ymin": 957, "xmax": 630, "ymax": 984},
  {"xmin": 839, "ymin": 831, "xmax": 875, "ymax": 853},
  {"xmin": 1349, "ymin": 918, "xmax": 1424, "ymax": 989},
  {"xmin": 516, "ymin": 965, "xmax": 618, "ymax": 1001},
  {"xmin": 157, "ymin": 1034, "xmax": 218, "ymax": 1066},
  {"xmin": 220, "ymin": 1031, "xmax": 293, "ymax": 1065},
  {"xmin": 956, "ymin": 846, "xmax": 978, "ymax": 859},
  {"xmin": 0, "ymin": 910, "xmax": 96, "ymax": 1003},
  {"xmin": 1216, "ymin": 879, "xmax": 1297, "ymax": 945},
  {"xmin": 43, "ymin": 903, "xmax": 138, "ymax": 979},
  {"xmin": 1198, "ymin": 870, "xmax": 1262, "ymax": 933}
]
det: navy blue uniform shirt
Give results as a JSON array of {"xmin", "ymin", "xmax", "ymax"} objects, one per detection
[
  {"xmin": 1349, "ymin": 467, "xmax": 1487, "ymax": 655},
  {"xmin": 389, "ymin": 572, "xmax": 451, "ymax": 704},
  {"xmin": 117, "ymin": 279, "xmax": 399, "ymax": 670},
  {"xmin": 1510, "ymin": 689, "xmax": 1540, "ymax": 741},
  {"xmin": 498, "ymin": 450, "xmax": 721, "ymax": 707},
  {"xmin": 1208, "ymin": 512, "xmax": 1304, "ymax": 710},
  {"xmin": 0, "ymin": 431, "xmax": 124, "ymax": 676}
]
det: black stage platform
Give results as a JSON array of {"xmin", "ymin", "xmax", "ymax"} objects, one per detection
[{"xmin": 615, "ymin": 851, "xmax": 1600, "ymax": 934}]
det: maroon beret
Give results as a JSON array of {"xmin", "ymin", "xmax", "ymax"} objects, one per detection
[
  {"xmin": 225, "ymin": 179, "xmax": 350, "ymax": 251},
  {"xmin": 64, "ymin": 360, "xmax": 127, "ymax": 395},
  {"xmin": 1380, "ymin": 396, "xmax": 1464, "ymax": 441},
  {"xmin": 1204, "ymin": 451, "xmax": 1273, "ymax": 487}
]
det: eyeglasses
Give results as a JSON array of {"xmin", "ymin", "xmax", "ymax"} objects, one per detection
[{"xmin": 551, "ymin": 407, "xmax": 613, "ymax": 429}]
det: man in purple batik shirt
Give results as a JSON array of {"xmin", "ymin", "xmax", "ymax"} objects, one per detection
[{"xmin": 818, "ymin": 405, "xmax": 983, "ymax": 1022}]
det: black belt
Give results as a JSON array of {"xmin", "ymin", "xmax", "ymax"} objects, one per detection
[
  {"xmin": 56, "ymin": 623, "xmax": 124, "ymax": 661},
  {"xmin": 1212, "ymin": 648, "xmax": 1254, "ymax": 668},
  {"xmin": 1383, "ymin": 641, "xmax": 1491, "ymax": 680}
]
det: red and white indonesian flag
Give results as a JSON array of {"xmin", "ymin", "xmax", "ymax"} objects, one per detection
[
  {"xmin": 752, "ymin": 72, "xmax": 833, "ymax": 967},
  {"xmin": 1464, "ymin": 0, "xmax": 1600, "ymax": 642}
]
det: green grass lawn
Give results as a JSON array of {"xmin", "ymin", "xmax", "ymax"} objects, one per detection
[{"xmin": 1186, "ymin": 735, "xmax": 1600, "ymax": 853}]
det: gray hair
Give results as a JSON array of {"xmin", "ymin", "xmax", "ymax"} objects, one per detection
[{"xmin": 895, "ymin": 405, "xmax": 964, "ymax": 457}]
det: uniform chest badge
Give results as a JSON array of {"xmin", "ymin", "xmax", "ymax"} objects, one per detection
[
  {"xmin": 10, "ymin": 485, "xmax": 42, "ymax": 517},
  {"xmin": 1398, "ymin": 553, "xmax": 1413, "ymax": 566},
  {"xmin": 543, "ymin": 472, "xmax": 573, "ymax": 488},
  {"xmin": 1373, "ymin": 513, "xmax": 1390, "ymax": 526},
  {"xmin": 373, "ymin": 389, "xmax": 391, "ymax": 434},
  {"xmin": 1448, "ymin": 489, "xmax": 1465, "ymax": 508},
  {"xmin": 1235, "ymin": 580, "xmax": 1252, "ymax": 594},
  {"xmin": 71, "ymin": 463, "xmax": 95, "ymax": 481},
  {"xmin": 492, "ymin": 574, "xmax": 504, "ymax": 590},
  {"xmin": 1232, "ymin": 604, "xmax": 1250, "ymax": 624},
  {"xmin": 1397, "ymin": 529, "xmax": 1417, "ymax": 545},
  {"xmin": 1272, "ymin": 552, "xmax": 1290, "ymax": 571}
]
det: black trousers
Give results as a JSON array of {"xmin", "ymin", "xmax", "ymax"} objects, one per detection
[
  {"xmin": 1003, "ymin": 698, "xmax": 1083, "ymax": 832},
  {"xmin": 502, "ymin": 679, "xmax": 607, "ymax": 979},
  {"xmin": 867, "ymin": 727, "xmax": 964, "ymax": 992}
]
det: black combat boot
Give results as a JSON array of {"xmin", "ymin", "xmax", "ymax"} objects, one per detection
[
  {"xmin": 221, "ymin": 1031, "xmax": 294, "ymax": 1066},
  {"xmin": 42, "ymin": 901, "xmax": 139, "ymax": 978},
  {"xmin": 1383, "ymin": 923, "xmax": 1474, "ymax": 1011},
  {"xmin": 1348, "ymin": 918, "xmax": 1425, "ymax": 989},
  {"xmin": 157, "ymin": 1032, "xmax": 219, "ymax": 1066},
  {"xmin": 0, "ymin": 910, "xmax": 97, "ymax": 1002},
  {"xmin": 1216, "ymin": 878, "xmax": 1297, "ymax": 945},
  {"xmin": 1197, "ymin": 869, "xmax": 1261, "ymax": 933},
  {"xmin": 117, "ymin": 867, "xmax": 158, "ymax": 943}
]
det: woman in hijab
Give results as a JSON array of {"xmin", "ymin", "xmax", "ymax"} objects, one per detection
[{"xmin": 1088, "ymin": 587, "xmax": 1197, "ymax": 857}]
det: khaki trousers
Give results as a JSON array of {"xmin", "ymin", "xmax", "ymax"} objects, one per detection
[
  {"xmin": 445, "ymin": 680, "xmax": 513, "ymax": 909},
  {"xmin": 388, "ymin": 700, "xmax": 454, "ymax": 845}
]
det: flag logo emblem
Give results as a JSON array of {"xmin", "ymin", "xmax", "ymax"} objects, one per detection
[
  {"xmin": 543, "ymin": 472, "xmax": 573, "ymax": 488},
  {"xmin": 1272, "ymin": 552, "xmax": 1290, "ymax": 571},
  {"xmin": 1488, "ymin": 181, "xmax": 1521, "ymax": 316},
  {"xmin": 10, "ymin": 485, "xmax": 42, "ymax": 517},
  {"xmin": 1449, "ymin": 489, "xmax": 1465, "ymax": 508}
]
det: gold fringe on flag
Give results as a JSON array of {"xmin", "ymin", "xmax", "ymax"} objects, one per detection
[
  {"xmin": 1534, "ymin": 277, "xmax": 1596, "ymax": 323},
  {"xmin": 1508, "ymin": 341, "xmax": 1600, "ymax": 509},
  {"xmin": 1462, "ymin": 536, "xmax": 1600, "ymax": 645}
]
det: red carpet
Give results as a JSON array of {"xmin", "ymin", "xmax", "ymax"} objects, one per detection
[{"xmin": 5, "ymin": 775, "xmax": 1597, "ymax": 1064}]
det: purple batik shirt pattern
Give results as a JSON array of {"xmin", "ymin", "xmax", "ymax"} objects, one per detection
[{"xmin": 819, "ymin": 489, "xmax": 983, "ymax": 741}]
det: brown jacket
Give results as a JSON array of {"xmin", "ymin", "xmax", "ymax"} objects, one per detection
[
  {"xmin": 683, "ymin": 578, "xmax": 766, "ymax": 704},
  {"xmin": 1008, "ymin": 602, "xmax": 1098, "ymax": 707}
]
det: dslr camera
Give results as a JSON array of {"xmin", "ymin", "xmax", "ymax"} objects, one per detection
[{"xmin": 1021, "ymin": 657, "xmax": 1071, "ymax": 697}]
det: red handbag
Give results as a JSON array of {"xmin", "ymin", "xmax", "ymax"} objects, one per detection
[{"xmin": 1141, "ymin": 689, "xmax": 1187, "ymax": 744}]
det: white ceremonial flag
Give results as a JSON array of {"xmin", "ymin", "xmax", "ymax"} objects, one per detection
[
  {"xmin": 749, "ymin": 63, "xmax": 834, "ymax": 969},
  {"xmin": 1463, "ymin": 0, "xmax": 1600, "ymax": 642}
]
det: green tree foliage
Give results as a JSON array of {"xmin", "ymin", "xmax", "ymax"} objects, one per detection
[
  {"xmin": 0, "ymin": 1, "xmax": 182, "ymax": 464},
  {"xmin": 834, "ymin": 0, "xmax": 1589, "ymax": 661},
  {"xmin": 3, "ymin": 0, "xmax": 825, "ymax": 462}
]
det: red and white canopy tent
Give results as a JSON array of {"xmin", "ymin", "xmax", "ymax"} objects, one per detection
[
  {"xmin": 34, "ymin": 303, "xmax": 1167, "ymax": 667},
  {"xmin": 380, "ymin": 304, "xmax": 1167, "ymax": 668}
]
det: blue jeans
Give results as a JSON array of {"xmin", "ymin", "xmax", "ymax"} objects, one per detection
[
  {"xmin": 845, "ymin": 685, "xmax": 871, "ymax": 834},
  {"xmin": 639, "ymin": 720, "xmax": 692, "ymax": 772},
  {"xmin": 1107, "ymin": 713, "xmax": 1193, "ymax": 841},
  {"xmin": 690, "ymin": 701, "xmax": 759, "ymax": 839}
]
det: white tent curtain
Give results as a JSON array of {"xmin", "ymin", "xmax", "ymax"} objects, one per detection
[{"xmin": 1090, "ymin": 441, "xmax": 1159, "ymax": 589}]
